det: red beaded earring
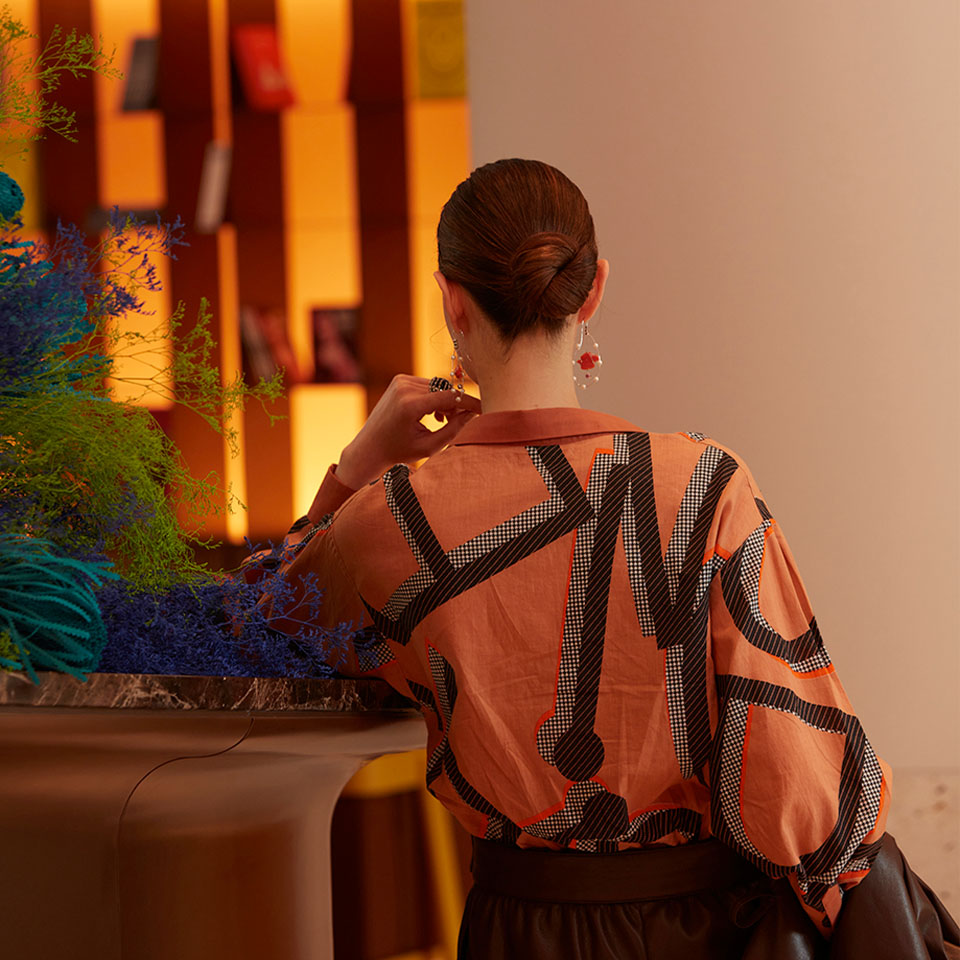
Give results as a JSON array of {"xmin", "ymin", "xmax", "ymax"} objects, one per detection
[{"xmin": 572, "ymin": 319, "xmax": 602, "ymax": 389}]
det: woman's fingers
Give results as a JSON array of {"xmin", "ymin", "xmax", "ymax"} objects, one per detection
[
  {"xmin": 415, "ymin": 409, "xmax": 477, "ymax": 454},
  {"xmin": 338, "ymin": 375, "xmax": 480, "ymax": 487}
]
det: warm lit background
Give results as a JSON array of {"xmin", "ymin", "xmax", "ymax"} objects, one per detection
[
  {"xmin": 7, "ymin": 0, "xmax": 957, "ymax": 952},
  {"xmin": 6, "ymin": 0, "xmax": 469, "ymax": 551},
  {"xmin": 8, "ymin": 1, "xmax": 471, "ymax": 957}
]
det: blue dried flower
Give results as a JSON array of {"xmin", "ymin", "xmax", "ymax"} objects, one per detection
[{"xmin": 96, "ymin": 547, "xmax": 352, "ymax": 679}]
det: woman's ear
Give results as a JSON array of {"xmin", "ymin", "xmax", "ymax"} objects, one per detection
[
  {"xmin": 434, "ymin": 271, "xmax": 469, "ymax": 332},
  {"xmin": 578, "ymin": 258, "xmax": 609, "ymax": 323}
]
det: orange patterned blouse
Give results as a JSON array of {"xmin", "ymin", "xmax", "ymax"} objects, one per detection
[{"xmin": 270, "ymin": 406, "xmax": 891, "ymax": 936}]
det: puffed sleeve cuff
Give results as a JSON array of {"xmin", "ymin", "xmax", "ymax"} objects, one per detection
[{"xmin": 306, "ymin": 464, "xmax": 357, "ymax": 524}]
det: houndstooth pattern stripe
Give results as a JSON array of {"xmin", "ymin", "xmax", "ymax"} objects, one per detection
[
  {"xmin": 664, "ymin": 445, "xmax": 724, "ymax": 605},
  {"xmin": 447, "ymin": 446, "xmax": 566, "ymax": 567},
  {"xmin": 713, "ymin": 700, "xmax": 775, "ymax": 866},
  {"xmin": 383, "ymin": 466, "xmax": 430, "ymax": 572},
  {"xmin": 382, "ymin": 568, "xmax": 437, "ymax": 620},
  {"xmin": 720, "ymin": 527, "xmax": 833, "ymax": 673},
  {"xmin": 626, "ymin": 433, "xmax": 672, "ymax": 637},
  {"xmin": 364, "ymin": 444, "xmax": 593, "ymax": 646},
  {"xmin": 428, "ymin": 644, "xmax": 456, "ymax": 724},
  {"xmin": 388, "ymin": 464, "xmax": 451, "ymax": 576},
  {"xmin": 381, "ymin": 446, "xmax": 578, "ymax": 623},
  {"xmin": 621, "ymin": 480, "xmax": 654, "ymax": 635},
  {"xmin": 536, "ymin": 436, "xmax": 630, "ymax": 775},
  {"xmin": 664, "ymin": 646, "xmax": 690, "ymax": 776},
  {"xmin": 697, "ymin": 552, "xmax": 728, "ymax": 608},
  {"xmin": 356, "ymin": 637, "xmax": 395, "ymax": 673},
  {"xmin": 521, "ymin": 779, "xmax": 701, "ymax": 845},
  {"xmin": 739, "ymin": 522, "xmax": 777, "ymax": 631},
  {"xmin": 422, "ymin": 647, "xmax": 521, "ymax": 842},
  {"xmin": 522, "ymin": 781, "xmax": 606, "ymax": 838},
  {"xmin": 623, "ymin": 806, "xmax": 701, "ymax": 843},
  {"xmin": 654, "ymin": 453, "xmax": 739, "ymax": 779},
  {"xmin": 407, "ymin": 680, "xmax": 439, "ymax": 722},
  {"xmin": 621, "ymin": 433, "xmax": 739, "ymax": 781}
]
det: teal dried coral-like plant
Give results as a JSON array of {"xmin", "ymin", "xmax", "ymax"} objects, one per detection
[{"xmin": 0, "ymin": 535, "xmax": 117, "ymax": 681}]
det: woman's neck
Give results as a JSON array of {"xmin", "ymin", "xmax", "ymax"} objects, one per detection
[{"xmin": 474, "ymin": 332, "xmax": 581, "ymax": 414}]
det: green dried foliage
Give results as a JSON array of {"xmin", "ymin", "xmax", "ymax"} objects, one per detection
[
  {"xmin": 0, "ymin": 627, "xmax": 19, "ymax": 672},
  {"xmin": 0, "ymin": 10, "xmax": 284, "ymax": 592},
  {"xmin": 99, "ymin": 298, "xmax": 285, "ymax": 462},
  {"xmin": 2, "ymin": 332, "xmax": 281, "ymax": 591},
  {"xmin": 0, "ymin": 6, "xmax": 122, "ymax": 163}
]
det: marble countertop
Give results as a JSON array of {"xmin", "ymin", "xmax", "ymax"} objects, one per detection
[{"xmin": 0, "ymin": 671, "xmax": 418, "ymax": 713}]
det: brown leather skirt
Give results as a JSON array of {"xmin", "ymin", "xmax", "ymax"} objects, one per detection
[{"xmin": 457, "ymin": 834, "xmax": 960, "ymax": 960}]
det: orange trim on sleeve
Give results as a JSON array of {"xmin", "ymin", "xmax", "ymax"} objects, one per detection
[
  {"xmin": 768, "ymin": 657, "xmax": 837, "ymax": 679},
  {"xmin": 704, "ymin": 545, "xmax": 731, "ymax": 564}
]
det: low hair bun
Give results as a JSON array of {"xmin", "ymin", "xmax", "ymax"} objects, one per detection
[
  {"xmin": 437, "ymin": 158, "xmax": 599, "ymax": 342},
  {"xmin": 509, "ymin": 232, "xmax": 596, "ymax": 327}
]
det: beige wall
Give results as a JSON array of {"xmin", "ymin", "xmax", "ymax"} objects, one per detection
[{"xmin": 465, "ymin": 1, "xmax": 959, "ymax": 774}]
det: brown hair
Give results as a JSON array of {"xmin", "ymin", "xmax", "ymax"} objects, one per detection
[{"xmin": 437, "ymin": 158, "xmax": 598, "ymax": 342}]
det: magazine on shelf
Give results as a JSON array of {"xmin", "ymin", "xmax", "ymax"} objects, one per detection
[
  {"xmin": 311, "ymin": 307, "xmax": 361, "ymax": 383},
  {"xmin": 240, "ymin": 306, "xmax": 302, "ymax": 384}
]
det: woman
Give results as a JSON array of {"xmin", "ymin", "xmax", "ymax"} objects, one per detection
[{"xmin": 266, "ymin": 159, "xmax": 957, "ymax": 959}]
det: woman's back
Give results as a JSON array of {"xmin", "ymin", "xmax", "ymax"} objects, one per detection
[
  {"xmin": 265, "ymin": 158, "xmax": 960, "ymax": 956},
  {"xmin": 290, "ymin": 404, "xmax": 888, "ymax": 934}
]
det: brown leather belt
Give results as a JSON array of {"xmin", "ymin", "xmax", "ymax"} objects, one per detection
[{"xmin": 470, "ymin": 836, "xmax": 765, "ymax": 905}]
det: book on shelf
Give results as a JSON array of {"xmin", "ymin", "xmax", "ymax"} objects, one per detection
[
  {"xmin": 122, "ymin": 36, "xmax": 159, "ymax": 111},
  {"xmin": 240, "ymin": 306, "xmax": 302, "ymax": 385},
  {"xmin": 231, "ymin": 24, "xmax": 295, "ymax": 111},
  {"xmin": 195, "ymin": 141, "xmax": 232, "ymax": 234}
]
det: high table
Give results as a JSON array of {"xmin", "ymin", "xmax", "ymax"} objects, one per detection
[{"xmin": 0, "ymin": 672, "xmax": 425, "ymax": 960}]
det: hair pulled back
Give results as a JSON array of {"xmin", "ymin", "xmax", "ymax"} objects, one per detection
[{"xmin": 437, "ymin": 158, "xmax": 598, "ymax": 343}]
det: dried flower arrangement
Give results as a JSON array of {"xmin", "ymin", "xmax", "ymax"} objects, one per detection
[{"xmin": 0, "ymin": 9, "xmax": 350, "ymax": 682}]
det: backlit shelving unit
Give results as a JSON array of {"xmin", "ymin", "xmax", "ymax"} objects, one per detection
[{"xmin": 20, "ymin": 0, "xmax": 469, "ymax": 546}]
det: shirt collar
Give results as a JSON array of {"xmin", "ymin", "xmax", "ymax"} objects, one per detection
[{"xmin": 452, "ymin": 407, "xmax": 642, "ymax": 446}]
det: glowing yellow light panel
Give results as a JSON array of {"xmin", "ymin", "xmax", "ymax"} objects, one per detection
[
  {"xmin": 289, "ymin": 384, "xmax": 366, "ymax": 516},
  {"xmin": 282, "ymin": 106, "xmax": 360, "ymax": 378},
  {"xmin": 91, "ymin": 0, "xmax": 165, "ymax": 211},
  {"xmin": 104, "ymin": 227, "xmax": 173, "ymax": 408},
  {"xmin": 406, "ymin": 99, "xmax": 471, "ymax": 379},
  {"xmin": 277, "ymin": 0, "xmax": 351, "ymax": 106}
]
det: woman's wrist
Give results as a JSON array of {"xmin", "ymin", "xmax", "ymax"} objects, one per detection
[{"xmin": 335, "ymin": 441, "xmax": 382, "ymax": 490}]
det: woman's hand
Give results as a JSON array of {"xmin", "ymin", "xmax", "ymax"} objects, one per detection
[{"xmin": 335, "ymin": 375, "xmax": 482, "ymax": 489}]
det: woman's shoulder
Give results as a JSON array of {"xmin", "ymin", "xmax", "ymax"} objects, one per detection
[
  {"xmin": 640, "ymin": 428, "xmax": 756, "ymax": 482},
  {"xmin": 645, "ymin": 430, "xmax": 771, "ymax": 539}
]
